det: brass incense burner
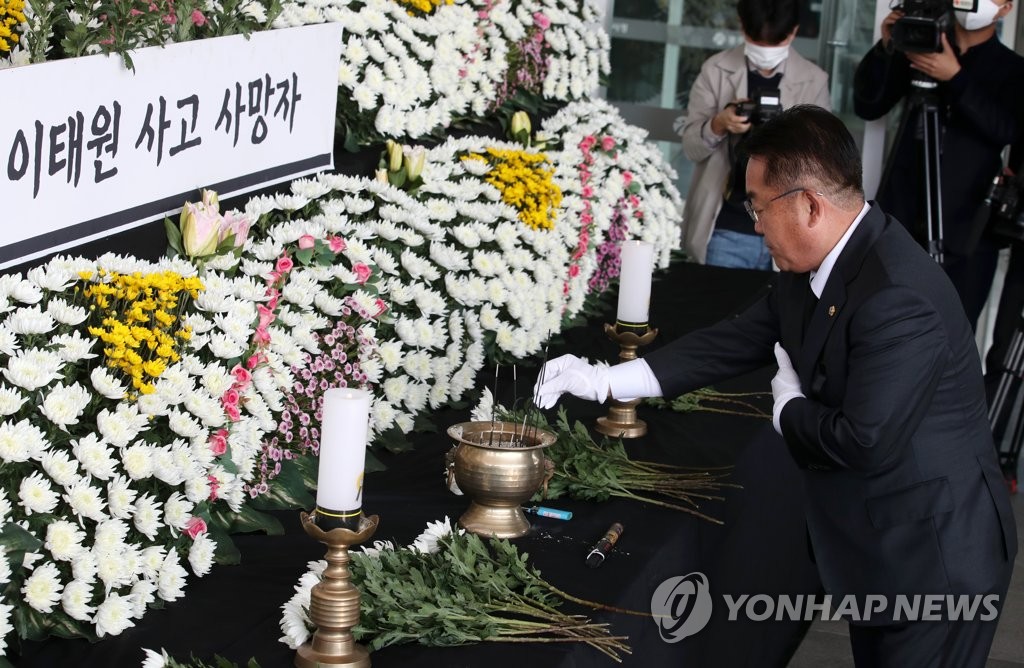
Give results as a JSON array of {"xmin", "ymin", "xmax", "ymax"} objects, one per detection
[{"xmin": 447, "ymin": 420, "xmax": 556, "ymax": 538}]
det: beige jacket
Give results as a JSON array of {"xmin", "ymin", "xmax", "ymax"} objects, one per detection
[{"xmin": 681, "ymin": 46, "xmax": 831, "ymax": 263}]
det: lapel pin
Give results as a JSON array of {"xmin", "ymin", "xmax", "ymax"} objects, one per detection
[{"xmin": 828, "ymin": 305, "xmax": 836, "ymax": 317}]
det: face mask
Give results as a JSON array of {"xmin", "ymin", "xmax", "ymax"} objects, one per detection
[
  {"xmin": 744, "ymin": 41, "xmax": 790, "ymax": 71},
  {"xmin": 955, "ymin": 0, "xmax": 1002, "ymax": 31}
]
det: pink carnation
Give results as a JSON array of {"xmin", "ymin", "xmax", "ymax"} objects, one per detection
[{"xmin": 185, "ymin": 517, "xmax": 208, "ymax": 539}]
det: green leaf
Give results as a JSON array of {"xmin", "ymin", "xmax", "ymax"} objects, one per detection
[
  {"xmin": 292, "ymin": 452, "xmax": 319, "ymax": 491},
  {"xmin": 208, "ymin": 524, "xmax": 242, "ymax": 566},
  {"xmin": 343, "ymin": 127, "xmax": 361, "ymax": 153},
  {"xmin": 294, "ymin": 247, "xmax": 315, "ymax": 265},
  {"xmin": 211, "ymin": 504, "xmax": 284, "ymax": 536},
  {"xmin": 218, "ymin": 447, "xmax": 239, "ymax": 475},
  {"xmin": 249, "ymin": 459, "xmax": 315, "ymax": 511},
  {"xmin": 365, "ymin": 449, "xmax": 387, "ymax": 473},
  {"xmin": 0, "ymin": 522, "xmax": 42, "ymax": 553},
  {"xmin": 388, "ymin": 168, "xmax": 407, "ymax": 188},
  {"xmin": 164, "ymin": 216, "xmax": 184, "ymax": 256}
]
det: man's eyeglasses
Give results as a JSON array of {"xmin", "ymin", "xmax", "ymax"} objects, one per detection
[{"xmin": 743, "ymin": 187, "xmax": 821, "ymax": 224}]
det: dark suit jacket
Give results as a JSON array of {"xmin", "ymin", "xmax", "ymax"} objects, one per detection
[{"xmin": 645, "ymin": 205, "xmax": 1016, "ymax": 622}]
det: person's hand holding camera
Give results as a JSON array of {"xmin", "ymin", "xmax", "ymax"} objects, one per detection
[
  {"xmin": 710, "ymin": 103, "xmax": 753, "ymax": 136},
  {"xmin": 880, "ymin": 9, "xmax": 904, "ymax": 49},
  {"xmin": 906, "ymin": 33, "xmax": 961, "ymax": 81}
]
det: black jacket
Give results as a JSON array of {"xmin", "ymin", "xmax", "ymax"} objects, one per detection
[
  {"xmin": 644, "ymin": 205, "xmax": 1015, "ymax": 623},
  {"xmin": 853, "ymin": 35, "xmax": 1024, "ymax": 257}
]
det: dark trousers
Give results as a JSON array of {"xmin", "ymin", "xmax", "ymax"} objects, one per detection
[
  {"xmin": 850, "ymin": 618, "xmax": 998, "ymax": 668},
  {"xmin": 848, "ymin": 562, "xmax": 1012, "ymax": 668}
]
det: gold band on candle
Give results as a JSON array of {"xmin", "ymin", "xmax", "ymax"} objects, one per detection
[
  {"xmin": 315, "ymin": 506, "xmax": 363, "ymax": 531},
  {"xmin": 614, "ymin": 320, "xmax": 649, "ymax": 333}
]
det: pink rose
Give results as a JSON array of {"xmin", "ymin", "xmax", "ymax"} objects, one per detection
[
  {"xmin": 185, "ymin": 517, "xmax": 208, "ymax": 539},
  {"xmin": 579, "ymin": 135, "xmax": 596, "ymax": 151},
  {"xmin": 353, "ymin": 262, "xmax": 372, "ymax": 285},
  {"xmin": 533, "ymin": 11, "xmax": 551, "ymax": 29},
  {"xmin": 246, "ymin": 353, "xmax": 263, "ymax": 370},
  {"xmin": 601, "ymin": 136, "xmax": 616, "ymax": 152},
  {"xmin": 253, "ymin": 327, "xmax": 271, "ymax": 345},
  {"xmin": 191, "ymin": 9, "xmax": 206, "ymax": 26},
  {"xmin": 374, "ymin": 298, "xmax": 388, "ymax": 317},
  {"xmin": 276, "ymin": 256, "xmax": 294, "ymax": 273},
  {"xmin": 582, "ymin": 186, "xmax": 594, "ymax": 198},
  {"xmin": 207, "ymin": 475, "xmax": 220, "ymax": 501},
  {"xmin": 298, "ymin": 235, "xmax": 316, "ymax": 250},
  {"xmin": 231, "ymin": 364, "xmax": 252, "ymax": 387},
  {"xmin": 623, "ymin": 171, "xmax": 634, "ymax": 187},
  {"xmin": 209, "ymin": 429, "xmax": 228, "ymax": 456},
  {"xmin": 568, "ymin": 264, "xmax": 580, "ymax": 278},
  {"xmin": 225, "ymin": 404, "xmax": 241, "ymax": 422},
  {"xmin": 257, "ymin": 304, "xmax": 276, "ymax": 329},
  {"xmin": 328, "ymin": 236, "xmax": 346, "ymax": 253},
  {"xmin": 266, "ymin": 289, "xmax": 280, "ymax": 310},
  {"xmin": 222, "ymin": 388, "xmax": 240, "ymax": 408}
]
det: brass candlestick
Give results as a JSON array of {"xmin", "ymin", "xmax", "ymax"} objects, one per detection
[
  {"xmin": 295, "ymin": 511, "xmax": 379, "ymax": 668},
  {"xmin": 595, "ymin": 322, "xmax": 658, "ymax": 439}
]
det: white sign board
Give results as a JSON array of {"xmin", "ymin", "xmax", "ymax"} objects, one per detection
[{"xmin": 0, "ymin": 23, "xmax": 344, "ymax": 268}]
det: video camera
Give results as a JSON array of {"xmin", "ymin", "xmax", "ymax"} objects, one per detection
[
  {"xmin": 890, "ymin": 0, "xmax": 977, "ymax": 54},
  {"xmin": 982, "ymin": 172, "xmax": 1024, "ymax": 244},
  {"xmin": 734, "ymin": 90, "xmax": 782, "ymax": 125}
]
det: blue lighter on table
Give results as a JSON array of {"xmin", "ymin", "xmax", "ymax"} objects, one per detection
[{"xmin": 522, "ymin": 505, "xmax": 573, "ymax": 520}]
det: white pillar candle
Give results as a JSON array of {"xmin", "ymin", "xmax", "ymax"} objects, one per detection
[
  {"xmin": 616, "ymin": 241, "xmax": 654, "ymax": 326},
  {"xmin": 316, "ymin": 388, "xmax": 371, "ymax": 521}
]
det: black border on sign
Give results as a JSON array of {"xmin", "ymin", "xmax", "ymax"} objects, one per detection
[{"xmin": 0, "ymin": 152, "xmax": 333, "ymax": 265}]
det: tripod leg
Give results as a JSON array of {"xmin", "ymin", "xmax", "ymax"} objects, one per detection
[
  {"xmin": 990, "ymin": 339, "xmax": 1024, "ymax": 445},
  {"xmin": 1003, "ymin": 403, "xmax": 1022, "ymax": 493},
  {"xmin": 922, "ymin": 101, "xmax": 944, "ymax": 265}
]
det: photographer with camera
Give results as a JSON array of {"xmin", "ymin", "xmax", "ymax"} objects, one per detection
[
  {"xmin": 854, "ymin": 0, "xmax": 1024, "ymax": 328},
  {"xmin": 680, "ymin": 0, "xmax": 830, "ymax": 268}
]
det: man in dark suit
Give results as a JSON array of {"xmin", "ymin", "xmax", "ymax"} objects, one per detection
[{"xmin": 535, "ymin": 105, "xmax": 1016, "ymax": 667}]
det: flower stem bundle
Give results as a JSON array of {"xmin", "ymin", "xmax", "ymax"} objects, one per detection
[
  {"xmin": 646, "ymin": 387, "xmax": 771, "ymax": 419},
  {"xmin": 523, "ymin": 408, "xmax": 739, "ymax": 524},
  {"xmin": 354, "ymin": 532, "xmax": 628, "ymax": 660}
]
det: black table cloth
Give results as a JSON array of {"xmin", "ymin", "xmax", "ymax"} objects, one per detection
[{"xmin": 17, "ymin": 262, "xmax": 823, "ymax": 668}]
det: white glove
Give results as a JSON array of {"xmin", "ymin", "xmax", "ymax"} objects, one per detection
[
  {"xmin": 771, "ymin": 343, "xmax": 804, "ymax": 435},
  {"xmin": 533, "ymin": 354, "xmax": 610, "ymax": 409},
  {"xmin": 607, "ymin": 358, "xmax": 663, "ymax": 402}
]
